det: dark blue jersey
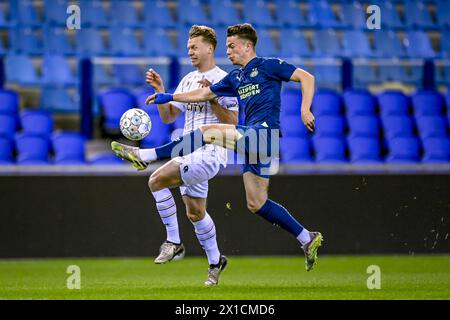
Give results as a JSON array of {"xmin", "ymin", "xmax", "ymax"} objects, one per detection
[{"xmin": 210, "ymin": 57, "xmax": 297, "ymax": 128}]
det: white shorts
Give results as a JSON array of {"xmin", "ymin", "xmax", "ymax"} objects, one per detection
[{"xmin": 174, "ymin": 146, "xmax": 222, "ymax": 198}]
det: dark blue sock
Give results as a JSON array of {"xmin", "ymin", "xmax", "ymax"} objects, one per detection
[
  {"xmin": 155, "ymin": 128, "xmax": 206, "ymax": 159},
  {"xmin": 256, "ymin": 199, "xmax": 304, "ymax": 238}
]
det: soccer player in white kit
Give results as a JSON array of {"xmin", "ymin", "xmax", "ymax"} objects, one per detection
[{"xmin": 117, "ymin": 26, "xmax": 238, "ymax": 287}]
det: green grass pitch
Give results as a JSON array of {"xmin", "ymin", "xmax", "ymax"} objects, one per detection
[{"xmin": 0, "ymin": 255, "xmax": 449, "ymax": 299}]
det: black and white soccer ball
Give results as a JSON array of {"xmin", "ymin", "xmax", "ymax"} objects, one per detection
[{"xmin": 120, "ymin": 108, "xmax": 152, "ymax": 141}]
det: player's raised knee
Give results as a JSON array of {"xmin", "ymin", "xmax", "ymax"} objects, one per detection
[{"xmin": 148, "ymin": 172, "xmax": 162, "ymax": 192}]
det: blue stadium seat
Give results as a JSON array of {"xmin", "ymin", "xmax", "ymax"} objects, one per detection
[
  {"xmin": 0, "ymin": 115, "xmax": 16, "ymax": 139},
  {"xmin": 214, "ymin": 27, "xmax": 228, "ymax": 58},
  {"xmin": 143, "ymin": 0, "xmax": 176, "ymax": 28},
  {"xmin": 140, "ymin": 116, "xmax": 171, "ymax": 147},
  {"xmin": 79, "ymin": 0, "xmax": 109, "ymax": 28},
  {"xmin": 309, "ymin": 0, "xmax": 342, "ymax": 28},
  {"xmin": 353, "ymin": 63, "xmax": 379, "ymax": 88},
  {"xmin": 9, "ymin": 27, "xmax": 42, "ymax": 55},
  {"xmin": 343, "ymin": 90, "xmax": 376, "ymax": 116},
  {"xmin": 378, "ymin": 91, "xmax": 410, "ymax": 117},
  {"xmin": 280, "ymin": 137, "xmax": 312, "ymax": 163},
  {"xmin": 404, "ymin": 31, "xmax": 435, "ymax": 59},
  {"xmin": 446, "ymin": 91, "xmax": 450, "ymax": 112},
  {"xmin": 314, "ymin": 64, "xmax": 341, "ymax": 90},
  {"xmin": 90, "ymin": 152, "xmax": 124, "ymax": 165},
  {"xmin": 0, "ymin": 36, "xmax": 5, "ymax": 55},
  {"xmin": 257, "ymin": 30, "xmax": 278, "ymax": 57},
  {"xmin": 416, "ymin": 116, "xmax": 448, "ymax": 138},
  {"xmin": 76, "ymin": 28, "xmax": 108, "ymax": 57},
  {"xmin": 342, "ymin": 31, "xmax": 374, "ymax": 58},
  {"xmin": 210, "ymin": 0, "xmax": 239, "ymax": 27},
  {"xmin": 0, "ymin": 137, "xmax": 14, "ymax": 164},
  {"xmin": 436, "ymin": 0, "xmax": 450, "ymax": 29},
  {"xmin": 136, "ymin": 89, "xmax": 157, "ymax": 115},
  {"xmin": 112, "ymin": 64, "xmax": 143, "ymax": 86},
  {"xmin": 144, "ymin": 28, "xmax": 176, "ymax": 57},
  {"xmin": 386, "ymin": 137, "xmax": 420, "ymax": 163},
  {"xmin": 242, "ymin": 0, "xmax": 278, "ymax": 28},
  {"xmin": 178, "ymin": 0, "xmax": 209, "ymax": 26},
  {"xmin": 177, "ymin": 25, "xmax": 191, "ymax": 57},
  {"xmin": 312, "ymin": 29, "xmax": 341, "ymax": 57},
  {"xmin": 373, "ymin": 31, "xmax": 405, "ymax": 58},
  {"xmin": 348, "ymin": 116, "xmax": 380, "ymax": 138},
  {"xmin": 42, "ymin": 55, "xmax": 77, "ymax": 86},
  {"xmin": 378, "ymin": 63, "xmax": 411, "ymax": 83},
  {"xmin": 40, "ymin": 88, "xmax": 79, "ymax": 113},
  {"xmin": 44, "ymin": 0, "xmax": 68, "ymax": 26},
  {"xmin": 52, "ymin": 132, "xmax": 86, "ymax": 165},
  {"xmin": 0, "ymin": 5, "xmax": 10, "ymax": 28},
  {"xmin": 341, "ymin": 2, "xmax": 367, "ymax": 29},
  {"xmin": 20, "ymin": 110, "xmax": 54, "ymax": 137},
  {"xmin": 43, "ymin": 27, "xmax": 74, "ymax": 56},
  {"xmin": 98, "ymin": 89, "xmax": 136, "ymax": 130},
  {"xmin": 275, "ymin": 0, "xmax": 310, "ymax": 28},
  {"xmin": 110, "ymin": 27, "xmax": 142, "ymax": 56},
  {"xmin": 422, "ymin": 137, "xmax": 450, "ymax": 163},
  {"xmin": 0, "ymin": 89, "xmax": 19, "ymax": 116},
  {"xmin": 93, "ymin": 64, "xmax": 115, "ymax": 86},
  {"xmin": 312, "ymin": 89, "xmax": 343, "ymax": 116},
  {"xmin": 382, "ymin": 116, "xmax": 415, "ymax": 139},
  {"xmin": 110, "ymin": 0, "xmax": 141, "ymax": 27},
  {"xmin": 411, "ymin": 91, "xmax": 444, "ymax": 116},
  {"xmin": 348, "ymin": 137, "xmax": 382, "ymax": 163},
  {"xmin": 279, "ymin": 29, "xmax": 312, "ymax": 58},
  {"xmin": 281, "ymin": 115, "xmax": 309, "ymax": 137},
  {"xmin": 281, "ymin": 90, "xmax": 302, "ymax": 116},
  {"xmin": 371, "ymin": 1, "xmax": 403, "ymax": 29},
  {"xmin": 441, "ymin": 31, "xmax": 450, "ymax": 58},
  {"xmin": 314, "ymin": 116, "xmax": 345, "ymax": 138},
  {"xmin": 15, "ymin": 133, "xmax": 50, "ymax": 164},
  {"xmin": 9, "ymin": 0, "xmax": 41, "ymax": 27},
  {"xmin": 98, "ymin": 89, "xmax": 136, "ymax": 131},
  {"xmin": 313, "ymin": 137, "xmax": 347, "ymax": 163},
  {"xmin": 404, "ymin": 1, "xmax": 435, "ymax": 29},
  {"xmin": 5, "ymin": 55, "xmax": 40, "ymax": 85}
]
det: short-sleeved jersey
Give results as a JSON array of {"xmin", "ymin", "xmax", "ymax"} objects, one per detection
[
  {"xmin": 171, "ymin": 66, "xmax": 238, "ymax": 166},
  {"xmin": 210, "ymin": 57, "xmax": 297, "ymax": 129},
  {"xmin": 171, "ymin": 66, "xmax": 239, "ymax": 134}
]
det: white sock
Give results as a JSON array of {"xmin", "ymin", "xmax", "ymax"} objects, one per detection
[
  {"xmin": 297, "ymin": 228, "xmax": 311, "ymax": 246},
  {"xmin": 139, "ymin": 148, "xmax": 157, "ymax": 162},
  {"xmin": 152, "ymin": 188, "xmax": 180, "ymax": 244},
  {"xmin": 192, "ymin": 212, "xmax": 220, "ymax": 266}
]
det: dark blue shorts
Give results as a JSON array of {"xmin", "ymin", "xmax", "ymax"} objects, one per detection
[{"xmin": 235, "ymin": 124, "xmax": 280, "ymax": 179}]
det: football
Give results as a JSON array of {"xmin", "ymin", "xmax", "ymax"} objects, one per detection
[{"xmin": 119, "ymin": 108, "xmax": 152, "ymax": 141}]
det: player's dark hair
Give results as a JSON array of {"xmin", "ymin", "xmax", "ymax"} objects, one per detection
[
  {"xmin": 227, "ymin": 23, "xmax": 258, "ymax": 47},
  {"xmin": 189, "ymin": 25, "xmax": 217, "ymax": 50}
]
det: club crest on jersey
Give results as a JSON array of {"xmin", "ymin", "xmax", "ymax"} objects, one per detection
[{"xmin": 250, "ymin": 68, "xmax": 258, "ymax": 77}]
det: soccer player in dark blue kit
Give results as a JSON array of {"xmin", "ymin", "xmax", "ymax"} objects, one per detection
[{"xmin": 113, "ymin": 23, "xmax": 323, "ymax": 272}]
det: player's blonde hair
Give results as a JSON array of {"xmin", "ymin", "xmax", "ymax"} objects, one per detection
[{"xmin": 189, "ymin": 25, "xmax": 217, "ymax": 50}]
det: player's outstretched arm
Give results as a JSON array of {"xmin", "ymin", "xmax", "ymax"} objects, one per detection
[
  {"xmin": 146, "ymin": 68, "xmax": 181, "ymax": 124},
  {"xmin": 290, "ymin": 68, "xmax": 315, "ymax": 132},
  {"xmin": 145, "ymin": 87, "xmax": 216, "ymax": 105},
  {"xmin": 197, "ymin": 78, "xmax": 238, "ymax": 125}
]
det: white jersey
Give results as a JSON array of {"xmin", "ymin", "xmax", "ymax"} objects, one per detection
[{"xmin": 171, "ymin": 66, "xmax": 239, "ymax": 166}]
